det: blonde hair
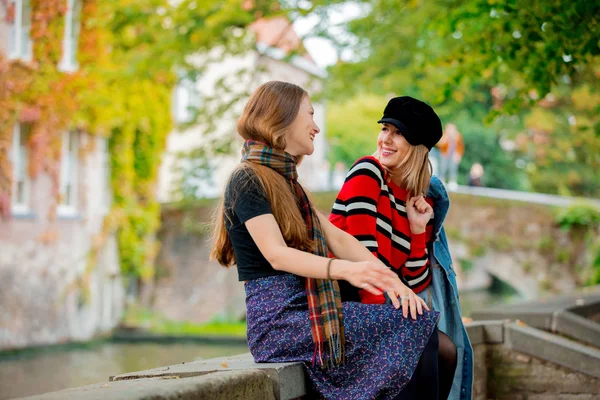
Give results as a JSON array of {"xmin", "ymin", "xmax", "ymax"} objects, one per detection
[
  {"xmin": 377, "ymin": 145, "xmax": 432, "ymax": 197},
  {"xmin": 210, "ymin": 81, "xmax": 313, "ymax": 267}
]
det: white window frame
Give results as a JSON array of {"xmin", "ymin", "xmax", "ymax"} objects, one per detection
[
  {"xmin": 57, "ymin": 130, "xmax": 79, "ymax": 216},
  {"xmin": 172, "ymin": 76, "xmax": 201, "ymax": 124},
  {"xmin": 8, "ymin": 0, "xmax": 33, "ymax": 61},
  {"xmin": 58, "ymin": 0, "xmax": 82, "ymax": 72},
  {"xmin": 10, "ymin": 123, "xmax": 31, "ymax": 215},
  {"xmin": 99, "ymin": 137, "xmax": 112, "ymax": 213}
]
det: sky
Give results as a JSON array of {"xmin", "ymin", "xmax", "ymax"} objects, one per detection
[{"xmin": 292, "ymin": 2, "xmax": 366, "ymax": 69}]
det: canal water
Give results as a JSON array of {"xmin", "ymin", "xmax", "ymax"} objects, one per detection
[{"xmin": 0, "ymin": 341, "xmax": 249, "ymax": 399}]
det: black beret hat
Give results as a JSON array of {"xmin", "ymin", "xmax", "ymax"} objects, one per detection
[{"xmin": 377, "ymin": 96, "xmax": 443, "ymax": 150}]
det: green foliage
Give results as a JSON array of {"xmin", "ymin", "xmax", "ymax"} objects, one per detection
[
  {"xmin": 326, "ymin": 94, "xmax": 387, "ymax": 167},
  {"xmin": 535, "ymin": 236, "xmax": 553, "ymax": 251},
  {"xmin": 522, "ymin": 259, "xmax": 533, "ymax": 274},
  {"xmin": 520, "ymin": 83, "xmax": 600, "ymax": 197},
  {"xmin": 555, "ymin": 248, "xmax": 570, "ymax": 264},
  {"xmin": 592, "ymin": 237, "xmax": 600, "ymax": 285},
  {"xmin": 554, "ymin": 203, "xmax": 600, "ymax": 284},
  {"xmin": 469, "ymin": 243, "xmax": 487, "ymax": 258},
  {"xmin": 80, "ymin": 1, "xmax": 283, "ymax": 282},
  {"xmin": 555, "ymin": 203, "xmax": 600, "ymax": 230},
  {"xmin": 123, "ymin": 305, "xmax": 247, "ymax": 337},
  {"xmin": 431, "ymin": 0, "xmax": 600, "ymax": 98},
  {"xmin": 322, "ymin": 0, "xmax": 600, "ymax": 196},
  {"xmin": 445, "ymin": 227, "xmax": 462, "ymax": 241},
  {"xmin": 444, "ymin": 110, "xmax": 526, "ymax": 190},
  {"xmin": 308, "ymin": 191, "xmax": 339, "ymax": 214},
  {"xmin": 458, "ymin": 258, "xmax": 473, "ymax": 273},
  {"xmin": 492, "ymin": 234, "xmax": 514, "ymax": 251}
]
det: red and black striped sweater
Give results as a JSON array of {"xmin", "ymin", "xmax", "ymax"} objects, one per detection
[{"xmin": 329, "ymin": 156, "xmax": 434, "ymax": 304}]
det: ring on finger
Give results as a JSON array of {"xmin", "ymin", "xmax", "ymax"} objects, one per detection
[
  {"xmin": 400, "ymin": 296, "xmax": 410, "ymax": 300},
  {"xmin": 361, "ymin": 283, "xmax": 368, "ymax": 289}
]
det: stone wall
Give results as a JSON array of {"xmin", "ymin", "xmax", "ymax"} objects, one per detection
[
  {"xmin": 472, "ymin": 342, "xmax": 600, "ymax": 400},
  {"xmin": 0, "ymin": 136, "xmax": 123, "ymax": 350},
  {"xmin": 152, "ymin": 204, "xmax": 244, "ymax": 324},
  {"xmin": 445, "ymin": 193, "xmax": 595, "ymax": 298},
  {"xmin": 483, "ymin": 345, "xmax": 600, "ymax": 400}
]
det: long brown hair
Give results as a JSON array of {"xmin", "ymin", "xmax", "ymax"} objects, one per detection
[
  {"xmin": 377, "ymin": 144, "xmax": 432, "ymax": 198},
  {"xmin": 211, "ymin": 81, "xmax": 313, "ymax": 267}
]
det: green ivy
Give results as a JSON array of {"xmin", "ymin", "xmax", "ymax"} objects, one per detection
[
  {"xmin": 105, "ymin": 81, "xmax": 171, "ymax": 282},
  {"xmin": 555, "ymin": 203, "xmax": 600, "ymax": 230},
  {"xmin": 555, "ymin": 203, "xmax": 600, "ymax": 284}
]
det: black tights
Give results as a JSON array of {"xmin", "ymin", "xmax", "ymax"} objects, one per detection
[
  {"xmin": 437, "ymin": 329, "xmax": 457, "ymax": 398},
  {"xmin": 392, "ymin": 328, "xmax": 457, "ymax": 400}
]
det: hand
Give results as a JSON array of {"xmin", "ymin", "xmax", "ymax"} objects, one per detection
[
  {"xmin": 332, "ymin": 260, "xmax": 430, "ymax": 320},
  {"xmin": 406, "ymin": 196, "xmax": 433, "ymax": 234},
  {"xmin": 333, "ymin": 260, "xmax": 404, "ymax": 298},
  {"xmin": 386, "ymin": 287, "xmax": 430, "ymax": 319}
]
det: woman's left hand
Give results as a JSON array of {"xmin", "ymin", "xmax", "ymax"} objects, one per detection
[
  {"xmin": 385, "ymin": 287, "xmax": 430, "ymax": 319},
  {"xmin": 407, "ymin": 196, "xmax": 433, "ymax": 234}
]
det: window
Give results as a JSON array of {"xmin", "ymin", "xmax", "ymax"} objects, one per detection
[
  {"xmin": 99, "ymin": 137, "xmax": 112, "ymax": 213},
  {"xmin": 58, "ymin": 130, "xmax": 78, "ymax": 215},
  {"xmin": 58, "ymin": 0, "xmax": 82, "ymax": 72},
  {"xmin": 172, "ymin": 76, "xmax": 201, "ymax": 124},
  {"xmin": 11, "ymin": 123, "xmax": 31, "ymax": 214},
  {"xmin": 8, "ymin": 0, "xmax": 33, "ymax": 61}
]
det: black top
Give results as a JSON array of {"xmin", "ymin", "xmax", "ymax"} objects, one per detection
[{"xmin": 224, "ymin": 167, "xmax": 287, "ymax": 281}]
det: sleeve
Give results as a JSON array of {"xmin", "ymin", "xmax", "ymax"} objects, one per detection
[
  {"xmin": 329, "ymin": 157, "xmax": 386, "ymax": 304},
  {"xmin": 404, "ymin": 232, "xmax": 428, "ymax": 268},
  {"xmin": 330, "ymin": 157, "xmax": 383, "ymax": 258},
  {"xmin": 402, "ymin": 198, "xmax": 434, "ymax": 279},
  {"xmin": 228, "ymin": 169, "xmax": 272, "ymax": 224}
]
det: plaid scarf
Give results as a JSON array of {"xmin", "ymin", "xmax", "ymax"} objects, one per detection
[{"xmin": 241, "ymin": 140, "xmax": 345, "ymax": 368}]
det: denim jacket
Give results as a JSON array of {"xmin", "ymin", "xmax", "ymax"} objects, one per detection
[{"xmin": 427, "ymin": 176, "xmax": 474, "ymax": 400}]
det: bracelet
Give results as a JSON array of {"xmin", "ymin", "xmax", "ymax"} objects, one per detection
[{"xmin": 326, "ymin": 258, "xmax": 334, "ymax": 280}]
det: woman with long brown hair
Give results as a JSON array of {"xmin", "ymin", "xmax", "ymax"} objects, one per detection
[
  {"xmin": 329, "ymin": 96, "xmax": 474, "ymax": 399},
  {"xmin": 211, "ymin": 81, "xmax": 441, "ymax": 399}
]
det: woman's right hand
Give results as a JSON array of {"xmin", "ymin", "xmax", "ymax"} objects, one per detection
[
  {"xmin": 407, "ymin": 196, "xmax": 433, "ymax": 234},
  {"xmin": 331, "ymin": 260, "xmax": 428, "ymax": 319}
]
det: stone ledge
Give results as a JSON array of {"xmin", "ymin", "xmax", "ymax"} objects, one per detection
[
  {"xmin": 471, "ymin": 309, "xmax": 555, "ymax": 330},
  {"xmin": 471, "ymin": 289, "xmax": 600, "ymax": 351},
  {"xmin": 505, "ymin": 322, "xmax": 600, "ymax": 379},
  {"xmin": 472, "ymin": 288, "xmax": 600, "ymax": 317},
  {"xmin": 554, "ymin": 310, "xmax": 600, "ymax": 349},
  {"xmin": 568, "ymin": 299, "xmax": 600, "ymax": 318},
  {"xmin": 465, "ymin": 320, "xmax": 504, "ymax": 345},
  {"xmin": 19, "ymin": 370, "xmax": 276, "ymax": 400},
  {"xmin": 111, "ymin": 353, "xmax": 306, "ymax": 400}
]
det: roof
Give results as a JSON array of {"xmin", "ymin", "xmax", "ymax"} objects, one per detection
[{"xmin": 249, "ymin": 17, "xmax": 326, "ymax": 78}]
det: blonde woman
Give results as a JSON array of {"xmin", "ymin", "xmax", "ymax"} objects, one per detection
[
  {"xmin": 330, "ymin": 96, "xmax": 474, "ymax": 400},
  {"xmin": 212, "ymin": 82, "xmax": 441, "ymax": 399}
]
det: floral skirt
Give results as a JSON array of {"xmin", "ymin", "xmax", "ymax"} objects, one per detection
[{"xmin": 245, "ymin": 274, "xmax": 439, "ymax": 399}]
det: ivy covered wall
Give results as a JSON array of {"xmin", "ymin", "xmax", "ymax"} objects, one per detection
[
  {"xmin": 1, "ymin": 0, "xmax": 276, "ymax": 286},
  {"xmin": 0, "ymin": 0, "xmax": 170, "ymax": 286}
]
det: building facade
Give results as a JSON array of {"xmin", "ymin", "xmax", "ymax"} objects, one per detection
[
  {"xmin": 158, "ymin": 17, "xmax": 331, "ymax": 203},
  {"xmin": 0, "ymin": 0, "xmax": 123, "ymax": 350}
]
